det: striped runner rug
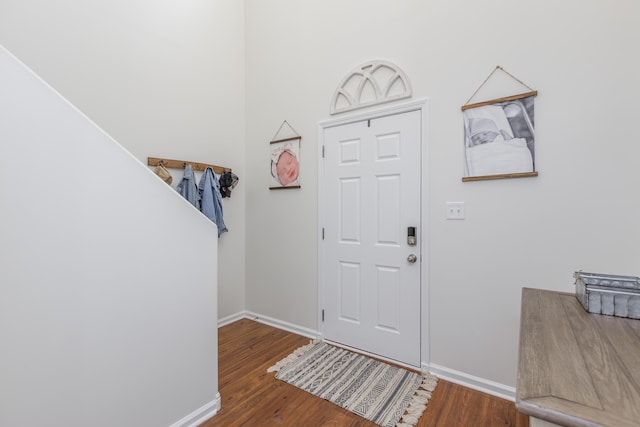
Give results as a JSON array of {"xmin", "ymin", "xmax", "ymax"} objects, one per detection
[{"xmin": 268, "ymin": 341, "xmax": 438, "ymax": 427}]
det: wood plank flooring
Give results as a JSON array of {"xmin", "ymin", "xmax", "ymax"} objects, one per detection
[{"xmin": 201, "ymin": 318, "xmax": 528, "ymax": 427}]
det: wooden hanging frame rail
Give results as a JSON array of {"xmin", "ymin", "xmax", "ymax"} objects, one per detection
[
  {"xmin": 461, "ymin": 91, "xmax": 538, "ymax": 112},
  {"xmin": 147, "ymin": 157, "xmax": 231, "ymax": 175}
]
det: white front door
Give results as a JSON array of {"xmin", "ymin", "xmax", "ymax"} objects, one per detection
[{"xmin": 321, "ymin": 109, "xmax": 422, "ymax": 367}]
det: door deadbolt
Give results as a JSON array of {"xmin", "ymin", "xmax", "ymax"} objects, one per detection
[{"xmin": 407, "ymin": 227, "xmax": 416, "ymax": 246}]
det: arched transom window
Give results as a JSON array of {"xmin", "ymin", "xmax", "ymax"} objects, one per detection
[{"xmin": 330, "ymin": 60, "xmax": 412, "ymax": 115}]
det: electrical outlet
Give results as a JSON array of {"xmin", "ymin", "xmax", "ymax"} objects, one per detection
[{"xmin": 446, "ymin": 202, "xmax": 465, "ymax": 220}]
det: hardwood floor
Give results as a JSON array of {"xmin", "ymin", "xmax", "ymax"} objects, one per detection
[{"xmin": 202, "ymin": 319, "xmax": 529, "ymax": 427}]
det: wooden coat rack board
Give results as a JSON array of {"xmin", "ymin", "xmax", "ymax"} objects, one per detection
[{"xmin": 147, "ymin": 157, "xmax": 231, "ymax": 175}]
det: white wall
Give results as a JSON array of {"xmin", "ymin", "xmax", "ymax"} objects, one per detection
[
  {"xmin": 245, "ymin": 0, "xmax": 640, "ymax": 391},
  {"xmin": 0, "ymin": 0, "xmax": 246, "ymax": 320},
  {"xmin": 3, "ymin": 0, "xmax": 639, "ymax": 397},
  {"xmin": 0, "ymin": 46, "xmax": 218, "ymax": 427}
]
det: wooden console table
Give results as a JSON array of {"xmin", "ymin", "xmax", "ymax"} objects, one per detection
[{"xmin": 517, "ymin": 288, "xmax": 640, "ymax": 427}]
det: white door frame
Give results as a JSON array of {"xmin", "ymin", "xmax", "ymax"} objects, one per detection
[{"xmin": 317, "ymin": 99, "xmax": 430, "ymax": 372}]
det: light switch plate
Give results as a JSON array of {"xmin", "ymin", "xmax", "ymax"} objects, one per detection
[{"xmin": 446, "ymin": 202, "xmax": 465, "ymax": 220}]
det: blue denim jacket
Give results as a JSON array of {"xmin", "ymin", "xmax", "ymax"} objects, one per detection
[
  {"xmin": 198, "ymin": 167, "xmax": 228, "ymax": 237},
  {"xmin": 176, "ymin": 164, "xmax": 198, "ymax": 207}
]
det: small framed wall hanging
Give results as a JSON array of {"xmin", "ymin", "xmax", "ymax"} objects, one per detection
[
  {"xmin": 269, "ymin": 120, "xmax": 301, "ymax": 189},
  {"xmin": 461, "ymin": 66, "xmax": 538, "ymax": 182}
]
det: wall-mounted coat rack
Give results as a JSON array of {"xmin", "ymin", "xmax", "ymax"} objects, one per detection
[{"xmin": 147, "ymin": 157, "xmax": 231, "ymax": 175}]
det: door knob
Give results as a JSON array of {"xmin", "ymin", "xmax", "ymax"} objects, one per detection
[{"xmin": 407, "ymin": 254, "xmax": 417, "ymax": 263}]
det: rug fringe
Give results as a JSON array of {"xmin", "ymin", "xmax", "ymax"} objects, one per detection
[
  {"xmin": 267, "ymin": 339, "xmax": 318, "ymax": 373},
  {"xmin": 421, "ymin": 374, "xmax": 438, "ymax": 391},
  {"xmin": 395, "ymin": 374, "xmax": 438, "ymax": 427}
]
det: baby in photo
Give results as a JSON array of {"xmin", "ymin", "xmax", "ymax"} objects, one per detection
[
  {"xmin": 467, "ymin": 118, "xmax": 513, "ymax": 147},
  {"xmin": 271, "ymin": 142, "xmax": 300, "ymax": 187}
]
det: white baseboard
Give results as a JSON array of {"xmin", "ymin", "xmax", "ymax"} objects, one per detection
[
  {"xmin": 218, "ymin": 311, "xmax": 248, "ymax": 327},
  {"xmin": 245, "ymin": 311, "xmax": 321, "ymax": 339},
  {"xmin": 169, "ymin": 393, "xmax": 221, "ymax": 427},
  {"xmin": 219, "ymin": 310, "xmax": 320, "ymax": 340},
  {"xmin": 428, "ymin": 363, "xmax": 515, "ymax": 402}
]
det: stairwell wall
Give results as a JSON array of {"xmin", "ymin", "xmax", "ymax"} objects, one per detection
[{"xmin": 0, "ymin": 46, "xmax": 220, "ymax": 427}]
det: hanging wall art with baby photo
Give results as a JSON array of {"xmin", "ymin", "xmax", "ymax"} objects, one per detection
[
  {"xmin": 270, "ymin": 136, "xmax": 301, "ymax": 189},
  {"xmin": 461, "ymin": 66, "xmax": 538, "ymax": 182}
]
